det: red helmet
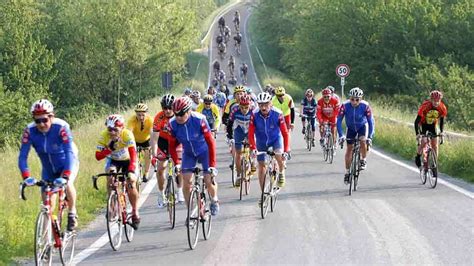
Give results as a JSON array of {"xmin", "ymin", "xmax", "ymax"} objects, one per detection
[
  {"xmin": 322, "ymin": 88, "xmax": 332, "ymax": 96},
  {"xmin": 173, "ymin": 96, "xmax": 192, "ymax": 116},
  {"xmin": 105, "ymin": 114, "xmax": 125, "ymax": 128},
  {"xmin": 430, "ymin": 90, "xmax": 443, "ymax": 100},
  {"xmin": 239, "ymin": 94, "xmax": 251, "ymax": 106},
  {"xmin": 31, "ymin": 99, "xmax": 54, "ymax": 115}
]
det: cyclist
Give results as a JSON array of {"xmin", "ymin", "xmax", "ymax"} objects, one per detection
[
  {"xmin": 190, "ymin": 90, "xmax": 202, "ymax": 111},
  {"xmin": 264, "ymin": 84, "xmax": 274, "ymax": 95},
  {"xmin": 222, "ymin": 85, "xmax": 246, "ymax": 126},
  {"xmin": 218, "ymin": 69, "xmax": 226, "ymax": 86},
  {"xmin": 213, "ymin": 60, "xmax": 220, "ymax": 78},
  {"xmin": 221, "ymin": 84, "xmax": 231, "ymax": 98},
  {"xmin": 327, "ymin": 85, "xmax": 340, "ymax": 102},
  {"xmin": 183, "ymin": 87, "xmax": 192, "ymax": 97},
  {"xmin": 95, "ymin": 114, "xmax": 141, "ymax": 229},
  {"xmin": 317, "ymin": 88, "xmax": 340, "ymax": 147},
  {"xmin": 214, "ymin": 87, "xmax": 227, "ymax": 114},
  {"xmin": 337, "ymin": 87, "xmax": 375, "ymax": 184},
  {"xmin": 151, "ymin": 94, "xmax": 185, "ymax": 207},
  {"xmin": 246, "ymin": 87, "xmax": 257, "ymax": 103},
  {"xmin": 168, "ymin": 97, "xmax": 220, "ymax": 215},
  {"xmin": 228, "ymin": 55, "xmax": 235, "ymax": 74},
  {"xmin": 414, "ymin": 90, "xmax": 447, "ymax": 169},
  {"xmin": 19, "ymin": 99, "xmax": 80, "ymax": 232},
  {"xmin": 224, "ymin": 26, "xmax": 231, "ymax": 43},
  {"xmin": 248, "ymin": 92, "xmax": 290, "ymax": 189},
  {"xmin": 233, "ymin": 10, "xmax": 240, "ymax": 30},
  {"xmin": 218, "ymin": 42, "xmax": 226, "ymax": 57},
  {"xmin": 233, "ymin": 32, "xmax": 242, "ymax": 51},
  {"xmin": 301, "ymin": 88, "xmax": 317, "ymax": 145},
  {"xmin": 127, "ymin": 103, "xmax": 153, "ymax": 182},
  {"xmin": 272, "ymin": 86, "xmax": 295, "ymax": 131},
  {"xmin": 228, "ymin": 76, "xmax": 237, "ymax": 86},
  {"xmin": 218, "ymin": 16, "xmax": 225, "ymax": 34},
  {"xmin": 240, "ymin": 63, "xmax": 248, "ymax": 84},
  {"xmin": 216, "ymin": 33, "xmax": 224, "ymax": 46},
  {"xmin": 197, "ymin": 95, "xmax": 221, "ymax": 133},
  {"xmin": 226, "ymin": 94, "xmax": 256, "ymax": 186}
]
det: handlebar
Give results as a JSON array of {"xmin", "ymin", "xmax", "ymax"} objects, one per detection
[
  {"xmin": 92, "ymin": 172, "xmax": 127, "ymax": 190},
  {"xmin": 19, "ymin": 179, "xmax": 60, "ymax": 201}
]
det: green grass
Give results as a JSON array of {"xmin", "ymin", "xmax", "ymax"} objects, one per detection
[{"xmin": 175, "ymin": 52, "xmax": 210, "ymax": 95}]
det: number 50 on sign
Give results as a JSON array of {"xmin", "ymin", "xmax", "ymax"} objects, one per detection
[{"xmin": 336, "ymin": 64, "xmax": 350, "ymax": 78}]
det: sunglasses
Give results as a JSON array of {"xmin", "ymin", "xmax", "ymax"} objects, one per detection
[
  {"xmin": 204, "ymin": 102, "xmax": 212, "ymax": 105},
  {"xmin": 174, "ymin": 112, "xmax": 186, "ymax": 117},
  {"xmin": 107, "ymin": 127, "xmax": 119, "ymax": 132},
  {"xmin": 323, "ymin": 96, "xmax": 330, "ymax": 99},
  {"xmin": 350, "ymin": 98, "xmax": 361, "ymax": 102},
  {"xmin": 34, "ymin": 117, "xmax": 49, "ymax": 124},
  {"xmin": 163, "ymin": 107, "xmax": 173, "ymax": 110}
]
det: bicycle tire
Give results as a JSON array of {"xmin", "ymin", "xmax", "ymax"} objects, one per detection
[
  {"xmin": 60, "ymin": 231, "xmax": 76, "ymax": 265},
  {"xmin": 245, "ymin": 163, "xmax": 251, "ymax": 196},
  {"xmin": 106, "ymin": 192, "xmax": 122, "ymax": 251},
  {"xmin": 420, "ymin": 168, "xmax": 427, "ymax": 184},
  {"xmin": 328, "ymin": 134, "xmax": 334, "ymax": 164},
  {"xmin": 166, "ymin": 175, "xmax": 176, "ymax": 229},
  {"xmin": 202, "ymin": 189, "xmax": 212, "ymax": 240},
  {"xmin": 260, "ymin": 169, "xmax": 271, "ymax": 219},
  {"xmin": 428, "ymin": 150, "xmax": 438, "ymax": 188},
  {"xmin": 187, "ymin": 189, "xmax": 200, "ymax": 249},
  {"xmin": 354, "ymin": 152, "xmax": 360, "ymax": 191},
  {"xmin": 270, "ymin": 172, "xmax": 278, "ymax": 212},
  {"xmin": 124, "ymin": 193, "xmax": 135, "ymax": 242},
  {"xmin": 34, "ymin": 211, "xmax": 53, "ymax": 266},
  {"xmin": 239, "ymin": 157, "xmax": 246, "ymax": 200}
]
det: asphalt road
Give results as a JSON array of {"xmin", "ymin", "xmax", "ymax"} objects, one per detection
[{"xmin": 70, "ymin": 3, "xmax": 474, "ymax": 265}]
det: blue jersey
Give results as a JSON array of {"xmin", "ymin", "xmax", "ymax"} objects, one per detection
[
  {"xmin": 18, "ymin": 118, "xmax": 78, "ymax": 179},
  {"xmin": 301, "ymin": 97, "xmax": 317, "ymax": 116},
  {"xmin": 249, "ymin": 108, "xmax": 288, "ymax": 148},
  {"xmin": 214, "ymin": 92, "xmax": 227, "ymax": 108},
  {"xmin": 169, "ymin": 112, "xmax": 211, "ymax": 157},
  {"xmin": 227, "ymin": 104, "xmax": 254, "ymax": 137},
  {"xmin": 337, "ymin": 100, "xmax": 375, "ymax": 138}
]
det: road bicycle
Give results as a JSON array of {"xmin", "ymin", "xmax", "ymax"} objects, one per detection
[
  {"xmin": 419, "ymin": 132, "xmax": 442, "ymax": 188},
  {"xmin": 258, "ymin": 148, "xmax": 280, "ymax": 219},
  {"xmin": 218, "ymin": 44, "xmax": 226, "ymax": 60},
  {"xmin": 300, "ymin": 114, "xmax": 314, "ymax": 151},
  {"xmin": 240, "ymin": 70, "xmax": 247, "ymax": 85},
  {"xmin": 322, "ymin": 122, "xmax": 335, "ymax": 164},
  {"xmin": 92, "ymin": 172, "xmax": 135, "ymax": 251},
  {"xmin": 20, "ymin": 179, "xmax": 76, "ymax": 265},
  {"xmin": 238, "ymin": 141, "xmax": 252, "ymax": 200},
  {"xmin": 228, "ymin": 138, "xmax": 237, "ymax": 187},
  {"xmin": 137, "ymin": 146, "xmax": 149, "ymax": 191},
  {"xmin": 341, "ymin": 137, "xmax": 369, "ymax": 196},
  {"xmin": 186, "ymin": 167, "xmax": 212, "ymax": 250}
]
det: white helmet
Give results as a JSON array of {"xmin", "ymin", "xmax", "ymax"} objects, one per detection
[
  {"xmin": 349, "ymin": 87, "xmax": 364, "ymax": 98},
  {"xmin": 256, "ymin": 92, "xmax": 272, "ymax": 103},
  {"xmin": 105, "ymin": 114, "xmax": 125, "ymax": 128},
  {"xmin": 31, "ymin": 99, "xmax": 54, "ymax": 115},
  {"xmin": 192, "ymin": 90, "xmax": 201, "ymax": 98}
]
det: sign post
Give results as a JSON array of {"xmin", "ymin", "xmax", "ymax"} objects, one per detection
[{"xmin": 336, "ymin": 64, "xmax": 350, "ymax": 98}]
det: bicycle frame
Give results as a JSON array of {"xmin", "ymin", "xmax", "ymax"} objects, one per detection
[
  {"xmin": 258, "ymin": 148, "xmax": 280, "ymax": 219},
  {"xmin": 419, "ymin": 132, "xmax": 441, "ymax": 188}
]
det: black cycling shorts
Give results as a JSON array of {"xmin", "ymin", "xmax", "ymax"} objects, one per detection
[
  {"xmin": 136, "ymin": 139, "xmax": 150, "ymax": 149},
  {"xmin": 421, "ymin": 123, "xmax": 437, "ymax": 136},
  {"xmin": 109, "ymin": 160, "xmax": 130, "ymax": 177}
]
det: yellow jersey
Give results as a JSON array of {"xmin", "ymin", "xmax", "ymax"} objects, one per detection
[
  {"xmin": 272, "ymin": 94, "xmax": 294, "ymax": 116},
  {"xmin": 126, "ymin": 114, "xmax": 153, "ymax": 143},
  {"xmin": 97, "ymin": 128, "xmax": 136, "ymax": 161},
  {"xmin": 197, "ymin": 102, "xmax": 221, "ymax": 129}
]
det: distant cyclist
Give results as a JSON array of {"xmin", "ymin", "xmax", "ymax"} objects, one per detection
[
  {"xmin": 216, "ymin": 33, "xmax": 224, "ymax": 46},
  {"xmin": 301, "ymin": 88, "xmax": 317, "ymax": 145},
  {"xmin": 222, "ymin": 85, "xmax": 246, "ymax": 126},
  {"xmin": 228, "ymin": 76, "xmax": 237, "ymax": 86},
  {"xmin": 218, "ymin": 16, "xmax": 225, "ymax": 34},
  {"xmin": 233, "ymin": 32, "xmax": 242, "ymax": 51},
  {"xmin": 218, "ymin": 69, "xmax": 226, "ymax": 86},
  {"xmin": 337, "ymin": 87, "xmax": 374, "ymax": 184},
  {"xmin": 233, "ymin": 10, "xmax": 240, "ymax": 31},
  {"xmin": 213, "ymin": 60, "xmax": 220, "ymax": 78},
  {"xmin": 317, "ymin": 88, "xmax": 340, "ymax": 147},
  {"xmin": 197, "ymin": 94, "xmax": 221, "ymax": 133},
  {"xmin": 218, "ymin": 42, "xmax": 226, "ymax": 58},
  {"xmin": 224, "ymin": 26, "xmax": 231, "ymax": 43},
  {"xmin": 190, "ymin": 90, "xmax": 202, "ymax": 111},
  {"xmin": 326, "ymin": 85, "xmax": 340, "ymax": 102},
  {"xmin": 19, "ymin": 99, "xmax": 80, "ymax": 232},
  {"xmin": 240, "ymin": 62, "xmax": 248, "ymax": 84},
  {"xmin": 183, "ymin": 87, "xmax": 192, "ymax": 97},
  {"xmin": 228, "ymin": 55, "xmax": 235, "ymax": 75},
  {"xmin": 414, "ymin": 90, "xmax": 447, "ymax": 170},
  {"xmin": 214, "ymin": 87, "xmax": 227, "ymax": 114},
  {"xmin": 272, "ymin": 86, "xmax": 295, "ymax": 131}
]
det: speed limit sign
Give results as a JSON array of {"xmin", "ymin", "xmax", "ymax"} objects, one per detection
[{"xmin": 336, "ymin": 64, "xmax": 350, "ymax": 78}]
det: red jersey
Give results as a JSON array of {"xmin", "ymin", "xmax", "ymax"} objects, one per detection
[
  {"xmin": 153, "ymin": 111, "xmax": 173, "ymax": 141},
  {"xmin": 317, "ymin": 96, "xmax": 340, "ymax": 121},
  {"xmin": 417, "ymin": 100, "xmax": 447, "ymax": 125}
]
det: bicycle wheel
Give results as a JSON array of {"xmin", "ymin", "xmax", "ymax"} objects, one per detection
[
  {"xmin": 230, "ymin": 157, "xmax": 236, "ymax": 187},
  {"xmin": 60, "ymin": 231, "xmax": 76, "ymax": 265},
  {"xmin": 202, "ymin": 190, "xmax": 212, "ymax": 240},
  {"xmin": 166, "ymin": 175, "xmax": 176, "ymax": 229},
  {"xmin": 187, "ymin": 189, "xmax": 200, "ymax": 249},
  {"xmin": 106, "ymin": 192, "xmax": 122, "ymax": 251},
  {"xmin": 239, "ymin": 157, "xmax": 246, "ymax": 200},
  {"xmin": 34, "ymin": 211, "xmax": 53, "ymax": 266},
  {"xmin": 260, "ymin": 171, "xmax": 271, "ymax": 219},
  {"xmin": 245, "ymin": 161, "xmax": 251, "ymax": 196},
  {"xmin": 124, "ymin": 193, "xmax": 135, "ymax": 242},
  {"xmin": 328, "ymin": 135, "xmax": 334, "ymax": 164},
  {"xmin": 420, "ymin": 167, "xmax": 427, "ymax": 184},
  {"xmin": 353, "ymin": 152, "xmax": 360, "ymax": 191},
  {"xmin": 428, "ymin": 150, "xmax": 438, "ymax": 188},
  {"xmin": 270, "ymin": 172, "xmax": 278, "ymax": 212}
]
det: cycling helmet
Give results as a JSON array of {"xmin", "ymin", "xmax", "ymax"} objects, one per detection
[
  {"xmin": 173, "ymin": 97, "xmax": 192, "ymax": 115},
  {"xmin": 31, "ymin": 99, "xmax": 54, "ymax": 115},
  {"xmin": 256, "ymin": 92, "xmax": 272, "ymax": 103},
  {"xmin": 161, "ymin": 94, "xmax": 175, "ymax": 108},
  {"xmin": 245, "ymin": 87, "xmax": 252, "ymax": 94},
  {"xmin": 234, "ymin": 85, "xmax": 245, "ymax": 94},
  {"xmin": 349, "ymin": 87, "xmax": 364, "ymax": 98},
  {"xmin": 239, "ymin": 94, "xmax": 251, "ymax": 105},
  {"xmin": 326, "ymin": 86, "xmax": 335, "ymax": 93},
  {"xmin": 275, "ymin": 86, "xmax": 286, "ymax": 96},
  {"xmin": 203, "ymin": 94, "xmax": 213, "ymax": 103},
  {"xmin": 134, "ymin": 103, "xmax": 148, "ymax": 112},
  {"xmin": 192, "ymin": 90, "xmax": 201, "ymax": 98},
  {"xmin": 305, "ymin": 88, "xmax": 314, "ymax": 96},
  {"xmin": 184, "ymin": 88, "xmax": 192, "ymax": 95},
  {"xmin": 430, "ymin": 90, "xmax": 443, "ymax": 100},
  {"xmin": 322, "ymin": 88, "xmax": 332, "ymax": 96},
  {"xmin": 105, "ymin": 114, "xmax": 125, "ymax": 128}
]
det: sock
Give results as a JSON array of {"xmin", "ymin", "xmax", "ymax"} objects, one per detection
[{"xmin": 345, "ymin": 169, "xmax": 350, "ymax": 174}]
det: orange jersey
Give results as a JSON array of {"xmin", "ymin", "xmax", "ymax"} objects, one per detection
[
  {"xmin": 153, "ymin": 111, "xmax": 173, "ymax": 141},
  {"xmin": 316, "ymin": 96, "xmax": 340, "ymax": 121},
  {"xmin": 417, "ymin": 100, "xmax": 447, "ymax": 125}
]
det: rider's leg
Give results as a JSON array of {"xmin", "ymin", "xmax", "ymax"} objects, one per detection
[
  {"xmin": 157, "ymin": 160, "xmax": 167, "ymax": 191},
  {"xmin": 143, "ymin": 148, "xmax": 151, "ymax": 179},
  {"xmin": 360, "ymin": 136, "xmax": 368, "ymax": 159},
  {"xmin": 345, "ymin": 144, "xmax": 354, "ymax": 171},
  {"xmin": 301, "ymin": 117, "xmax": 306, "ymax": 134},
  {"xmin": 181, "ymin": 172, "xmax": 193, "ymax": 207},
  {"xmin": 235, "ymin": 149, "xmax": 243, "ymax": 177},
  {"xmin": 431, "ymin": 138, "xmax": 439, "ymax": 157}
]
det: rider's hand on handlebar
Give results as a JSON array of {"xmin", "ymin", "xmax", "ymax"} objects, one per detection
[
  {"xmin": 24, "ymin": 177, "xmax": 37, "ymax": 187},
  {"xmin": 208, "ymin": 167, "xmax": 218, "ymax": 177},
  {"xmin": 54, "ymin": 177, "xmax": 68, "ymax": 188},
  {"xmin": 174, "ymin": 164, "xmax": 182, "ymax": 174},
  {"xmin": 366, "ymin": 138, "xmax": 373, "ymax": 147},
  {"xmin": 338, "ymin": 136, "xmax": 346, "ymax": 147},
  {"xmin": 439, "ymin": 132, "xmax": 445, "ymax": 145}
]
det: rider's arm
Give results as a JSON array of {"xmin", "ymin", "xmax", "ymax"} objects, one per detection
[
  {"xmin": 365, "ymin": 104, "xmax": 375, "ymax": 139},
  {"xmin": 414, "ymin": 115, "xmax": 422, "ymax": 135},
  {"xmin": 168, "ymin": 124, "xmax": 181, "ymax": 165},
  {"xmin": 201, "ymin": 119, "xmax": 217, "ymax": 167},
  {"xmin": 128, "ymin": 146, "xmax": 137, "ymax": 172},
  {"xmin": 248, "ymin": 114, "xmax": 256, "ymax": 150},
  {"xmin": 226, "ymin": 108, "xmax": 235, "ymax": 139},
  {"xmin": 439, "ymin": 117, "xmax": 444, "ymax": 133},
  {"xmin": 289, "ymin": 97, "xmax": 295, "ymax": 124},
  {"xmin": 150, "ymin": 131, "xmax": 159, "ymax": 157},
  {"xmin": 18, "ymin": 127, "xmax": 32, "ymax": 179},
  {"xmin": 316, "ymin": 101, "xmax": 323, "ymax": 122},
  {"xmin": 336, "ymin": 104, "xmax": 346, "ymax": 137},
  {"xmin": 278, "ymin": 114, "xmax": 290, "ymax": 152},
  {"xmin": 59, "ymin": 125, "xmax": 75, "ymax": 178},
  {"xmin": 222, "ymin": 101, "xmax": 232, "ymax": 125},
  {"xmin": 212, "ymin": 105, "xmax": 221, "ymax": 129},
  {"xmin": 95, "ymin": 133, "xmax": 112, "ymax": 161}
]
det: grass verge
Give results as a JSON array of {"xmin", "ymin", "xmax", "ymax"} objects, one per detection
[{"xmin": 176, "ymin": 52, "xmax": 210, "ymax": 94}]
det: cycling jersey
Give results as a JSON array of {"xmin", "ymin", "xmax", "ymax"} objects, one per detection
[
  {"xmin": 214, "ymin": 92, "xmax": 227, "ymax": 108},
  {"xmin": 417, "ymin": 100, "xmax": 447, "ymax": 125},
  {"xmin": 240, "ymin": 65, "xmax": 248, "ymax": 74},
  {"xmin": 96, "ymin": 128, "xmax": 136, "ymax": 161},
  {"xmin": 168, "ymin": 112, "xmax": 216, "ymax": 172},
  {"xmin": 317, "ymin": 96, "xmax": 340, "ymax": 122},
  {"xmin": 126, "ymin": 114, "xmax": 153, "ymax": 143},
  {"xmin": 337, "ymin": 100, "xmax": 375, "ymax": 139},
  {"xmin": 248, "ymin": 108, "xmax": 290, "ymax": 153},
  {"xmin": 222, "ymin": 98, "xmax": 238, "ymax": 125},
  {"xmin": 191, "ymin": 99, "xmax": 202, "ymax": 111},
  {"xmin": 301, "ymin": 97, "xmax": 317, "ymax": 116},
  {"xmin": 234, "ymin": 35, "xmax": 242, "ymax": 43},
  {"xmin": 197, "ymin": 102, "xmax": 220, "ymax": 129},
  {"xmin": 272, "ymin": 95, "xmax": 294, "ymax": 117},
  {"xmin": 19, "ymin": 118, "xmax": 79, "ymax": 180},
  {"xmin": 153, "ymin": 111, "xmax": 173, "ymax": 141}
]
